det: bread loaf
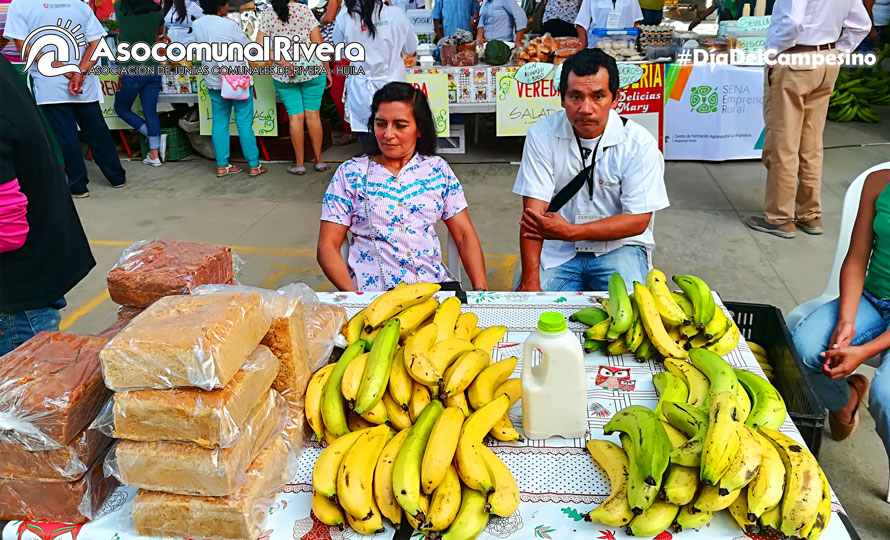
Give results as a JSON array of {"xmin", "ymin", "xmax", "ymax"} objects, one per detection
[
  {"xmin": 113, "ymin": 391, "xmax": 282, "ymax": 496},
  {"xmin": 0, "ymin": 427, "xmax": 111, "ymax": 481},
  {"xmin": 100, "ymin": 293, "xmax": 270, "ymax": 391},
  {"xmin": 112, "ymin": 346, "xmax": 278, "ymax": 448}
]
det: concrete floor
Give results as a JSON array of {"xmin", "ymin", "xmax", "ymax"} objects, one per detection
[{"xmin": 57, "ymin": 109, "xmax": 889, "ymax": 538}]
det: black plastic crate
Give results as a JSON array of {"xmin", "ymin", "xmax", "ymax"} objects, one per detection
[{"xmin": 724, "ymin": 301, "xmax": 826, "ymax": 458}]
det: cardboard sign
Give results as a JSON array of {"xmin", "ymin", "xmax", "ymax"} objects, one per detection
[
  {"xmin": 407, "ymin": 72, "xmax": 450, "ymax": 136},
  {"xmin": 98, "ymin": 74, "xmax": 142, "ymax": 130},
  {"xmin": 495, "ymin": 72, "xmax": 561, "ymax": 136}
]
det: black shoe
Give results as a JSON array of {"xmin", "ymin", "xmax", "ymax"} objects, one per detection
[
  {"xmin": 111, "ymin": 180, "xmax": 126, "ymax": 189},
  {"xmin": 71, "ymin": 190, "xmax": 89, "ymax": 198}
]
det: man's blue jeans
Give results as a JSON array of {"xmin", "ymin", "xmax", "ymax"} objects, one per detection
[
  {"xmin": 792, "ymin": 290, "xmax": 890, "ymax": 460},
  {"xmin": 114, "ymin": 74, "xmax": 162, "ymax": 150},
  {"xmin": 0, "ymin": 299, "xmax": 66, "ymax": 356},
  {"xmin": 539, "ymin": 245, "xmax": 649, "ymax": 292}
]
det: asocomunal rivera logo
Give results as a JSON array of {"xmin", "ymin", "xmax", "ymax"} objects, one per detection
[
  {"xmin": 690, "ymin": 85, "xmax": 719, "ymax": 114},
  {"xmin": 22, "ymin": 18, "xmax": 86, "ymax": 77}
]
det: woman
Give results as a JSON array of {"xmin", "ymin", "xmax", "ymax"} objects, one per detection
[
  {"xmin": 575, "ymin": 0, "xmax": 642, "ymax": 48},
  {"xmin": 114, "ymin": 0, "xmax": 165, "ymax": 167},
  {"xmin": 259, "ymin": 0, "xmax": 332, "ymax": 175},
  {"xmin": 332, "ymin": 0, "xmax": 417, "ymax": 151},
  {"xmin": 163, "ymin": 0, "xmax": 204, "ymax": 45},
  {"xmin": 477, "ymin": 0, "xmax": 527, "ymax": 45},
  {"xmin": 540, "ymin": 0, "xmax": 583, "ymax": 38},
  {"xmin": 193, "ymin": 0, "xmax": 267, "ymax": 177},
  {"xmin": 317, "ymin": 82, "xmax": 488, "ymax": 292},
  {"xmin": 792, "ymin": 169, "xmax": 890, "ymax": 460}
]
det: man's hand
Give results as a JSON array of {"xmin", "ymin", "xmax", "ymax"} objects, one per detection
[
  {"xmin": 869, "ymin": 26, "xmax": 880, "ymax": 42},
  {"xmin": 821, "ymin": 345, "xmax": 869, "ymax": 380},
  {"xmin": 517, "ymin": 278, "xmax": 542, "ymax": 292},
  {"xmin": 520, "ymin": 208, "xmax": 576, "ymax": 241},
  {"xmin": 829, "ymin": 320, "xmax": 856, "ymax": 349},
  {"xmin": 68, "ymin": 72, "xmax": 84, "ymax": 95}
]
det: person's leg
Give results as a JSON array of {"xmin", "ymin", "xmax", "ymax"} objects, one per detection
[
  {"xmin": 113, "ymin": 75, "xmax": 149, "ymax": 136},
  {"xmin": 0, "ymin": 301, "xmax": 64, "ymax": 356},
  {"xmin": 139, "ymin": 75, "xmax": 163, "ymax": 160},
  {"xmin": 583, "ymin": 245, "xmax": 649, "ymax": 292},
  {"xmin": 795, "ymin": 56, "xmax": 839, "ymax": 226},
  {"xmin": 792, "ymin": 295, "xmax": 886, "ymax": 411},
  {"xmin": 302, "ymin": 74, "xmax": 328, "ymax": 166},
  {"xmin": 538, "ymin": 255, "xmax": 586, "ymax": 292},
  {"xmin": 73, "ymin": 102, "xmax": 127, "ymax": 187},
  {"xmin": 275, "ymin": 80, "xmax": 305, "ymax": 169},
  {"xmin": 868, "ymin": 347, "xmax": 890, "ymax": 463},
  {"xmin": 232, "ymin": 91, "xmax": 260, "ymax": 169},
  {"xmin": 208, "ymin": 89, "xmax": 233, "ymax": 168},
  {"xmin": 40, "ymin": 103, "xmax": 90, "ymax": 194}
]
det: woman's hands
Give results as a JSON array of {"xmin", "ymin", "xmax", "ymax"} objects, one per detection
[
  {"xmin": 821, "ymin": 345, "xmax": 870, "ymax": 380},
  {"xmin": 829, "ymin": 320, "xmax": 856, "ymax": 349}
]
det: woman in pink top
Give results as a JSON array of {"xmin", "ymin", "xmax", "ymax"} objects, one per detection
[{"xmin": 317, "ymin": 82, "xmax": 488, "ymax": 291}]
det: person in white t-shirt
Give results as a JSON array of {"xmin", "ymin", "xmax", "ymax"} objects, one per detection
[
  {"xmin": 4, "ymin": 0, "xmax": 126, "ymax": 197},
  {"xmin": 163, "ymin": 0, "xmax": 204, "ymax": 45},
  {"xmin": 332, "ymin": 0, "xmax": 417, "ymax": 151},
  {"xmin": 865, "ymin": 0, "xmax": 889, "ymax": 44},
  {"xmin": 513, "ymin": 48, "xmax": 668, "ymax": 292},
  {"xmin": 575, "ymin": 0, "xmax": 643, "ymax": 48}
]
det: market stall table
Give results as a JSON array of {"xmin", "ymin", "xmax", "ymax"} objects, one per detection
[{"xmin": 2, "ymin": 291, "xmax": 857, "ymax": 540}]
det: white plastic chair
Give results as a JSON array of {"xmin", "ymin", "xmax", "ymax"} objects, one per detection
[
  {"xmin": 339, "ymin": 230, "xmax": 462, "ymax": 286},
  {"xmin": 785, "ymin": 162, "xmax": 890, "ymax": 503}
]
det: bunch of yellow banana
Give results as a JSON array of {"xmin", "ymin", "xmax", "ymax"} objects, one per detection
[{"xmin": 748, "ymin": 341, "xmax": 775, "ymax": 381}]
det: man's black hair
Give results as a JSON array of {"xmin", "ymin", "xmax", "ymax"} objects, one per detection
[{"xmin": 559, "ymin": 48, "xmax": 619, "ymax": 100}]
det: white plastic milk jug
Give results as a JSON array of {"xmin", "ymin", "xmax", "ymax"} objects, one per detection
[{"xmin": 521, "ymin": 312, "xmax": 588, "ymax": 439}]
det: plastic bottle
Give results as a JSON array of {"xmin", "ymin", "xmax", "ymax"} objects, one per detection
[{"xmin": 521, "ymin": 313, "xmax": 588, "ymax": 440}]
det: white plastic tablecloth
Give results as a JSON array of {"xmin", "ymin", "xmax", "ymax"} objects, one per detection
[{"xmin": 3, "ymin": 291, "xmax": 854, "ymax": 540}]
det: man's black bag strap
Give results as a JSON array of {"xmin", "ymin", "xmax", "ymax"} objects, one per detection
[{"xmin": 546, "ymin": 116, "xmax": 628, "ymax": 214}]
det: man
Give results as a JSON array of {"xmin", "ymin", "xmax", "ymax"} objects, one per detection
[
  {"xmin": 5, "ymin": 0, "xmax": 126, "ymax": 198},
  {"xmin": 433, "ymin": 0, "xmax": 479, "ymax": 41},
  {"xmin": 513, "ymin": 48, "xmax": 668, "ymax": 292},
  {"xmin": 0, "ymin": 55, "xmax": 95, "ymax": 355},
  {"xmin": 747, "ymin": 0, "xmax": 870, "ymax": 238},
  {"xmin": 575, "ymin": 0, "xmax": 642, "ymax": 49}
]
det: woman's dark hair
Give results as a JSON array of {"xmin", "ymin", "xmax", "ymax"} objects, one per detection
[
  {"xmin": 199, "ymin": 0, "xmax": 228, "ymax": 15},
  {"xmin": 271, "ymin": 0, "xmax": 290, "ymax": 22},
  {"xmin": 163, "ymin": 0, "xmax": 188, "ymax": 23},
  {"xmin": 118, "ymin": 0, "xmax": 162, "ymax": 16},
  {"xmin": 559, "ymin": 48, "xmax": 619, "ymax": 99},
  {"xmin": 344, "ymin": 0, "xmax": 382, "ymax": 39},
  {"xmin": 365, "ymin": 82, "xmax": 438, "ymax": 157}
]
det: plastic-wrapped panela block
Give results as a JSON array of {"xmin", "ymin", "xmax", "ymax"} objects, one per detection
[{"xmin": 0, "ymin": 427, "xmax": 112, "ymax": 481}]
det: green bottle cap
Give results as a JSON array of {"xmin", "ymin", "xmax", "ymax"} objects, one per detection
[{"xmin": 537, "ymin": 312, "xmax": 567, "ymax": 333}]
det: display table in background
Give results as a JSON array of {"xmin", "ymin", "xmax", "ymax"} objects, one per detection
[{"xmin": 2, "ymin": 291, "xmax": 855, "ymax": 540}]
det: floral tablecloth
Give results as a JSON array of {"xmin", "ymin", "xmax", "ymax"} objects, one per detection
[{"xmin": 3, "ymin": 292, "xmax": 855, "ymax": 540}]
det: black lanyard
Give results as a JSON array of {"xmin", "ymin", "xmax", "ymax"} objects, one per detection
[{"xmin": 574, "ymin": 132, "xmax": 602, "ymax": 201}]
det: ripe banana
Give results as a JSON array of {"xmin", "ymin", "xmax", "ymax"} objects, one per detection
[
  {"xmin": 473, "ymin": 326, "xmax": 507, "ymax": 356},
  {"xmin": 672, "ymin": 275, "xmax": 716, "ymax": 328},
  {"xmin": 662, "ymin": 464, "xmax": 698, "ymax": 506},
  {"xmin": 606, "ymin": 273, "xmax": 634, "ymax": 340},
  {"xmin": 705, "ymin": 319, "xmax": 740, "ymax": 356},
  {"xmin": 439, "ymin": 485, "xmax": 489, "ymax": 540},
  {"xmin": 626, "ymin": 501, "xmax": 679, "ymax": 537},
  {"xmin": 584, "ymin": 440, "xmax": 635, "ymax": 527},
  {"xmin": 646, "ymin": 269, "xmax": 689, "ymax": 327},
  {"xmin": 393, "ymin": 400, "xmax": 444, "ymax": 521},
  {"xmin": 662, "ymin": 401, "xmax": 708, "ymax": 467},
  {"xmin": 702, "ymin": 305, "xmax": 728, "ymax": 341},
  {"xmin": 360, "ymin": 398, "xmax": 389, "ymax": 425},
  {"xmin": 382, "ymin": 390, "xmax": 413, "ymax": 430},
  {"xmin": 626, "ymin": 296, "xmax": 646, "ymax": 351},
  {"xmin": 719, "ymin": 424, "xmax": 763, "ymax": 493},
  {"xmin": 798, "ymin": 465, "xmax": 831, "ymax": 540},
  {"xmin": 393, "ymin": 298, "xmax": 439, "ymax": 338},
  {"xmin": 735, "ymin": 369, "xmax": 786, "ymax": 430},
  {"xmin": 404, "ymin": 323, "xmax": 442, "ymax": 386},
  {"xmin": 747, "ymin": 341, "xmax": 768, "ymax": 358},
  {"xmin": 374, "ymin": 427, "xmax": 410, "ymax": 528},
  {"xmin": 442, "ymin": 348, "xmax": 490, "ymax": 398},
  {"xmin": 479, "ymin": 445, "xmax": 520, "ymax": 517},
  {"xmin": 321, "ymin": 341, "xmax": 367, "ymax": 437},
  {"xmin": 570, "ymin": 306, "xmax": 609, "ymax": 327},
  {"xmin": 444, "ymin": 390, "xmax": 472, "ymax": 417},
  {"xmin": 344, "ymin": 308, "xmax": 366, "ymax": 345},
  {"xmin": 430, "ymin": 337, "xmax": 476, "ymax": 375},
  {"xmin": 607, "ymin": 338, "xmax": 631, "ymax": 355},
  {"xmin": 585, "ymin": 317, "xmax": 612, "ymax": 341},
  {"xmin": 653, "ymin": 371, "xmax": 689, "ymax": 422},
  {"xmin": 700, "ymin": 391, "xmax": 741, "ymax": 485},
  {"xmin": 688, "ymin": 347, "xmax": 738, "ymax": 397},
  {"xmin": 389, "ymin": 348, "xmax": 413, "ymax": 411},
  {"xmin": 604, "ymin": 405, "xmax": 671, "ymax": 489},
  {"xmin": 468, "ymin": 355, "xmax": 517, "ymax": 409},
  {"xmin": 660, "ymin": 420, "xmax": 688, "ymax": 449},
  {"xmin": 599, "ymin": 297, "xmax": 610, "ymax": 314},
  {"xmin": 728, "ymin": 488, "xmax": 758, "ymax": 534},
  {"xmin": 633, "ymin": 335, "xmax": 657, "ymax": 362},
  {"xmin": 344, "ymin": 497, "xmax": 385, "ymax": 535},
  {"xmin": 453, "ymin": 312, "xmax": 478, "ymax": 341},
  {"xmin": 489, "ymin": 378, "xmax": 522, "ymax": 442},
  {"xmin": 666, "ymin": 326, "xmax": 689, "ymax": 350},
  {"xmin": 355, "ymin": 319, "xmax": 400, "ymax": 415},
  {"xmin": 312, "ymin": 491, "xmax": 345, "ymax": 529},
  {"xmin": 671, "ymin": 292, "xmax": 695, "ymax": 321},
  {"xmin": 409, "ymin": 381, "xmax": 432, "ymax": 424},
  {"xmin": 735, "ymin": 383, "xmax": 751, "ymax": 424},
  {"xmin": 673, "ymin": 503, "xmax": 713, "ymax": 532},
  {"xmin": 360, "ymin": 325, "xmax": 381, "ymax": 347},
  {"xmin": 306, "ymin": 364, "xmax": 336, "ymax": 441},
  {"xmin": 312, "ymin": 428, "xmax": 371, "ymax": 500},
  {"xmin": 693, "ymin": 483, "xmax": 740, "ymax": 512},
  {"xmin": 618, "ymin": 431, "xmax": 660, "ymax": 515},
  {"xmin": 364, "ymin": 282, "xmax": 440, "ymax": 330},
  {"xmin": 422, "ymin": 406, "xmax": 465, "ymax": 495},
  {"xmin": 337, "ymin": 425, "xmax": 392, "ymax": 520},
  {"xmin": 340, "ymin": 352, "xmax": 369, "ymax": 409},
  {"xmin": 426, "ymin": 465, "xmax": 462, "ymax": 531},
  {"xmin": 758, "ymin": 426, "xmax": 822, "ymax": 536},
  {"xmin": 634, "ymin": 282, "xmax": 689, "ymax": 359},
  {"xmin": 747, "ymin": 428, "xmax": 785, "ymax": 520},
  {"xmin": 404, "ymin": 493, "xmax": 430, "ymax": 531},
  {"xmin": 759, "ymin": 502, "xmax": 782, "ymax": 535},
  {"xmin": 456, "ymin": 395, "xmax": 511, "ymax": 493},
  {"xmin": 663, "ymin": 358, "xmax": 709, "ymax": 407},
  {"xmin": 347, "ymin": 414, "xmax": 375, "ymax": 431},
  {"xmin": 433, "ymin": 296, "xmax": 461, "ymax": 342},
  {"xmin": 323, "ymin": 429, "xmax": 338, "ymax": 445}
]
